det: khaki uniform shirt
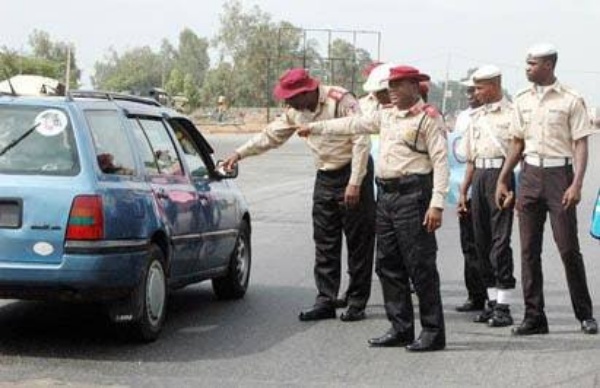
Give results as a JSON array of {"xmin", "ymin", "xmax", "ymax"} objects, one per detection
[
  {"xmin": 359, "ymin": 93, "xmax": 380, "ymax": 114},
  {"xmin": 308, "ymin": 100, "xmax": 449, "ymax": 209},
  {"xmin": 235, "ymin": 85, "xmax": 370, "ymax": 186},
  {"xmin": 512, "ymin": 80, "xmax": 594, "ymax": 157},
  {"xmin": 464, "ymin": 98, "xmax": 513, "ymax": 161}
]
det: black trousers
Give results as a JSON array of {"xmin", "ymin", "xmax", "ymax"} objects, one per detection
[
  {"xmin": 518, "ymin": 163, "xmax": 593, "ymax": 322},
  {"xmin": 312, "ymin": 158, "xmax": 376, "ymax": 309},
  {"xmin": 471, "ymin": 168, "xmax": 516, "ymax": 290},
  {"xmin": 458, "ymin": 199, "xmax": 487, "ymax": 302},
  {"xmin": 375, "ymin": 174, "xmax": 445, "ymax": 339}
]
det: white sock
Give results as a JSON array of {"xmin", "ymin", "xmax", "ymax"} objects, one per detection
[
  {"xmin": 487, "ymin": 287, "xmax": 498, "ymax": 302},
  {"xmin": 497, "ymin": 289, "xmax": 512, "ymax": 305}
]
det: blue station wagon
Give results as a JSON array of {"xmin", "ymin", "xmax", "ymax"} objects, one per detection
[{"xmin": 0, "ymin": 91, "xmax": 251, "ymax": 341}]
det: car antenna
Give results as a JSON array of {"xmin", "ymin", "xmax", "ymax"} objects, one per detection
[{"xmin": 1, "ymin": 70, "xmax": 17, "ymax": 96}]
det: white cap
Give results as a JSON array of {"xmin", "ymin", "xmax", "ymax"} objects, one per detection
[
  {"xmin": 363, "ymin": 63, "xmax": 395, "ymax": 93},
  {"xmin": 527, "ymin": 43, "xmax": 558, "ymax": 58},
  {"xmin": 461, "ymin": 76, "xmax": 475, "ymax": 88},
  {"xmin": 472, "ymin": 65, "xmax": 502, "ymax": 82}
]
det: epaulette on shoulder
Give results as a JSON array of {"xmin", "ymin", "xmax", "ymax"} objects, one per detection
[
  {"xmin": 422, "ymin": 103, "xmax": 440, "ymax": 118},
  {"xmin": 327, "ymin": 87, "xmax": 348, "ymax": 102},
  {"xmin": 560, "ymin": 84, "xmax": 583, "ymax": 99}
]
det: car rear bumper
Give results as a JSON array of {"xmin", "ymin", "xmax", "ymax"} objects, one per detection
[{"xmin": 0, "ymin": 247, "xmax": 149, "ymax": 301}]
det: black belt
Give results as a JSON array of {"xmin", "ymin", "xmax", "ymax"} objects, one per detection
[{"xmin": 376, "ymin": 174, "xmax": 430, "ymax": 193}]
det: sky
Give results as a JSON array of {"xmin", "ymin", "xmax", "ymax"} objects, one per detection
[{"xmin": 4, "ymin": 0, "xmax": 600, "ymax": 106}]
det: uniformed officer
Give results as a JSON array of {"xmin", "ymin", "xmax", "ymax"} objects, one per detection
[
  {"xmin": 496, "ymin": 44, "xmax": 598, "ymax": 335},
  {"xmin": 222, "ymin": 68, "xmax": 376, "ymax": 323},
  {"xmin": 359, "ymin": 63, "xmax": 394, "ymax": 114},
  {"xmin": 454, "ymin": 76, "xmax": 487, "ymax": 313},
  {"xmin": 460, "ymin": 65, "xmax": 516, "ymax": 327},
  {"xmin": 298, "ymin": 65, "xmax": 449, "ymax": 352}
]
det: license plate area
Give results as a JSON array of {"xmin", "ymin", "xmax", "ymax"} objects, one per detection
[{"xmin": 0, "ymin": 199, "xmax": 22, "ymax": 228}]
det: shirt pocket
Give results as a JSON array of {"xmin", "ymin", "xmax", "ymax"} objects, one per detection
[{"xmin": 547, "ymin": 108, "xmax": 568, "ymax": 128}]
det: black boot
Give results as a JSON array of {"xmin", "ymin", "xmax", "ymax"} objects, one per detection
[
  {"xmin": 473, "ymin": 300, "xmax": 496, "ymax": 323},
  {"xmin": 488, "ymin": 303, "xmax": 513, "ymax": 327}
]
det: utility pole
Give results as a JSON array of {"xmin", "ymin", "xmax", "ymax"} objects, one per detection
[{"xmin": 65, "ymin": 45, "xmax": 71, "ymax": 94}]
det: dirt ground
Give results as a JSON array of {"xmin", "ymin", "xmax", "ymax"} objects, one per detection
[{"xmin": 191, "ymin": 107, "xmax": 275, "ymax": 134}]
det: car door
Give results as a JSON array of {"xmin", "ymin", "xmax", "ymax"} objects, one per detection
[
  {"xmin": 169, "ymin": 118, "xmax": 239, "ymax": 272},
  {"xmin": 128, "ymin": 116, "xmax": 200, "ymax": 279}
]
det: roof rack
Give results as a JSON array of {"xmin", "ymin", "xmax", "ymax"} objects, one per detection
[{"xmin": 66, "ymin": 90, "xmax": 162, "ymax": 107}]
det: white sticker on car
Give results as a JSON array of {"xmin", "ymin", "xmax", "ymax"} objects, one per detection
[
  {"xmin": 34, "ymin": 109, "xmax": 68, "ymax": 137},
  {"xmin": 33, "ymin": 241, "xmax": 54, "ymax": 256}
]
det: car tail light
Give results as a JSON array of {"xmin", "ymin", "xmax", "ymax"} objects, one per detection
[{"xmin": 66, "ymin": 195, "xmax": 104, "ymax": 240}]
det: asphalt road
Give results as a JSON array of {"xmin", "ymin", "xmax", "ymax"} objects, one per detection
[{"xmin": 1, "ymin": 133, "xmax": 600, "ymax": 388}]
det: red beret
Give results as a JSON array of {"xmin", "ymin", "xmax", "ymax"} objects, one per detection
[
  {"xmin": 273, "ymin": 68, "xmax": 319, "ymax": 100},
  {"xmin": 387, "ymin": 65, "xmax": 430, "ymax": 83}
]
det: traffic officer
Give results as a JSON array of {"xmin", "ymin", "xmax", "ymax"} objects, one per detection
[
  {"xmin": 496, "ymin": 43, "xmax": 598, "ymax": 335},
  {"xmin": 454, "ymin": 76, "xmax": 487, "ymax": 313},
  {"xmin": 359, "ymin": 62, "xmax": 394, "ymax": 114},
  {"xmin": 222, "ymin": 68, "xmax": 376, "ymax": 323},
  {"xmin": 298, "ymin": 65, "xmax": 449, "ymax": 352},
  {"xmin": 460, "ymin": 65, "xmax": 516, "ymax": 327}
]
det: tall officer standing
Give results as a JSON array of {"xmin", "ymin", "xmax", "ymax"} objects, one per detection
[
  {"xmin": 496, "ymin": 44, "xmax": 598, "ymax": 335},
  {"xmin": 223, "ymin": 68, "xmax": 376, "ymax": 323},
  {"xmin": 460, "ymin": 65, "xmax": 516, "ymax": 327},
  {"xmin": 298, "ymin": 65, "xmax": 449, "ymax": 351}
]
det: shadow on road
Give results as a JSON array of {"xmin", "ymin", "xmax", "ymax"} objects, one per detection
[{"xmin": 0, "ymin": 284, "xmax": 316, "ymax": 362}]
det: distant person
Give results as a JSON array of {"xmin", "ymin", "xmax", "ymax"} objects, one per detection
[
  {"xmin": 460, "ymin": 65, "xmax": 516, "ymax": 327},
  {"xmin": 496, "ymin": 43, "xmax": 597, "ymax": 335},
  {"xmin": 222, "ymin": 68, "xmax": 376, "ymax": 323}
]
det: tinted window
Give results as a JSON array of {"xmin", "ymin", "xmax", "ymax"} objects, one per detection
[
  {"xmin": 0, "ymin": 105, "xmax": 78, "ymax": 175},
  {"xmin": 132, "ymin": 118, "xmax": 182, "ymax": 176},
  {"xmin": 170, "ymin": 120, "xmax": 209, "ymax": 178},
  {"xmin": 85, "ymin": 110, "xmax": 136, "ymax": 175}
]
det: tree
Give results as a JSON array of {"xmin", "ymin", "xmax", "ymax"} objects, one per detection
[
  {"xmin": 27, "ymin": 29, "xmax": 81, "ymax": 88},
  {"xmin": 328, "ymin": 39, "xmax": 372, "ymax": 94},
  {"xmin": 92, "ymin": 46, "xmax": 163, "ymax": 92}
]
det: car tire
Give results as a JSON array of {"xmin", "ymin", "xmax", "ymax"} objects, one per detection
[
  {"xmin": 127, "ymin": 244, "xmax": 168, "ymax": 342},
  {"xmin": 212, "ymin": 221, "xmax": 251, "ymax": 300}
]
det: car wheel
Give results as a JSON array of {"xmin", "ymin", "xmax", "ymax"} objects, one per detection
[
  {"xmin": 212, "ymin": 221, "xmax": 251, "ymax": 300},
  {"xmin": 127, "ymin": 244, "xmax": 168, "ymax": 342}
]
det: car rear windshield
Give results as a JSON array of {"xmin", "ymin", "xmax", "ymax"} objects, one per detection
[{"xmin": 0, "ymin": 105, "xmax": 79, "ymax": 175}]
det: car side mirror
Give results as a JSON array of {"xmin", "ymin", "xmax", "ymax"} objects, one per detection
[{"xmin": 214, "ymin": 160, "xmax": 238, "ymax": 179}]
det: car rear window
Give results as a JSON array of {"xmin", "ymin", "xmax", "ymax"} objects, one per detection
[{"xmin": 0, "ymin": 105, "xmax": 79, "ymax": 175}]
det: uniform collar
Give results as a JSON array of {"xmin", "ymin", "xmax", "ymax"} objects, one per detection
[
  {"xmin": 481, "ymin": 97, "xmax": 509, "ymax": 113},
  {"xmin": 529, "ymin": 79, "xmax": 562, "ymax": 99},
  {"xmin": 394, "ymin": 99, "xmax": 425, "ymax": 117}
]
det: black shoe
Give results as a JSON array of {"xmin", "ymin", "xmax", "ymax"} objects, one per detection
[
  {"xmin": 455, "ymin": 299, "xmax": 485, "ymax": 312},
  {"xmin": 333, "ymin": 298, "xmax": 348, "ymax": 309},
  {"xmin": 340, "ymin": 307, "xmax": 366, "ymax": 322},
  {"xmin": 581, "ymin": 318, "xmax": 598, "ymax": 334},
  {"xmin": 298, "ymin": 305, "xmax": 336, "ymax": 321},
  {"xmin": 488, "ymin": 304, "xmax": 513, "ymax": 327},
  {"xmin": 512, "ymin": 318, "xmax": 549, "ymax": 336},
  {"xmin": 473, "ymin": 301, "xmax": 496, "ymax": 323},
  {"xmin": 368, "ymin": 330, "xmax": 414, "ymax": 347},
  {"xmin": 406, "ymin": 332, "xmax": 446, "ymax": 352}
]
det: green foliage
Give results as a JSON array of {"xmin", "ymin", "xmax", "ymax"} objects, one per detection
[
  {"xmin": 92, "ymin": 46, "xmax": 164, "ymax": 93},
  {"xmin": 1, "ymin": 30, "xmax": 80, "ymax": 88}
]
